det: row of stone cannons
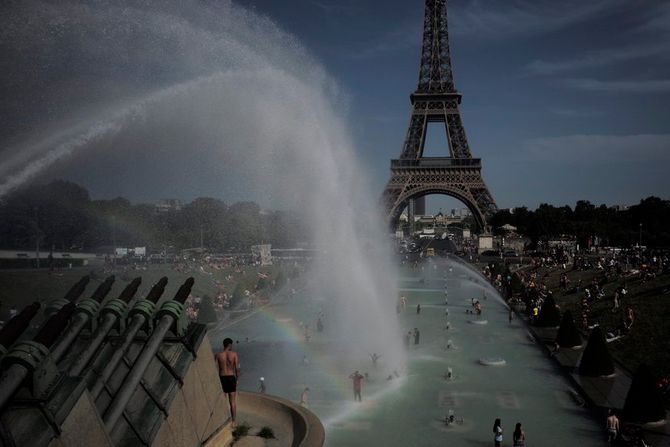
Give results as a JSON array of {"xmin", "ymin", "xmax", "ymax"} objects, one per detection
[{"xmin": 0, "ymin": 275, "xmax": 324, "ymax": 447}]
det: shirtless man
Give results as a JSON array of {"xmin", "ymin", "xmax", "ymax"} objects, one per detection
[
  {"xmin": 216, "ymin": 338, "xmax": 240, "ymax": 426},
  {"xmin": 349, "ymin": 371, "xmax": 364, "ymax": 402},
  {"xmin": 606, "ymin": 409, "xmax": 619, "ymax": 444}
]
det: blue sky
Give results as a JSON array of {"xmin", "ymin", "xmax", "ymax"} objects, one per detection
[
  {"xmin": 244, "ymin": 0, "xmax": 670, "ymax": 210},
  {"xmin": 0, "ymin": 0, "xmax": 668, "ymax": 212}
]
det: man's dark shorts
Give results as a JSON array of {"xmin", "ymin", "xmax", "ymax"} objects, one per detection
[{"xmin": 220, "ymin": 375, "xmax": 237, "ymax": 393}]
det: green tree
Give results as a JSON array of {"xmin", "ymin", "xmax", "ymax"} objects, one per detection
[
  {"xmin": 274, "ymin": 270, "xmax": 286, "ymax": 290},
  {"xmin": 257, "ymin": 275, "xmax": 269, "ymax": 290},
  {"xmin": 224, "ymin": 202, "xmax": 263, "ymax": 251},
  {"xmin": 178, "ymin": 197, "xmax": 227, "ymax": 250}
]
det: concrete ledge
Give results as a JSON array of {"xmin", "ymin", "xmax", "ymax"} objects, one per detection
[
  {"xmin": 203, "ymin": 422, "xmax": 234, "ymax": 447},
  {"xmin": 236, "ymin": 391, "xmax": 325, "ymax": 447}
]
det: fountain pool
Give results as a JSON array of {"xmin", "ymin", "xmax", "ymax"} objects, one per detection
[{"xmin": 211, "ymin": 258, "xmax": 605, "ymax": 447}]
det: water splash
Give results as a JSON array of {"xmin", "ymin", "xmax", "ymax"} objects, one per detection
[
  {"xmin": 1, "ymin": 0, "xmax": 405, "ymax": 373},
  {"xmin": 0, "ymin": 73, "xmax": 226, "ymax": 197}
]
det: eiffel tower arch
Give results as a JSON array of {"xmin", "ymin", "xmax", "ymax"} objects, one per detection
[{"xmin": 382, "ymin": 0, "xmax": 497, "ymax": 232}]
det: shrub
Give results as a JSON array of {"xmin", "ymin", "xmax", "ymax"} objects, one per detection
[
  {"xmin": 536, "ymin": 295, "xmax": 561, "ymax": 327},
  {"xmin": 232, "ymin": 422, "xmax": 251, "ymax": 443},
  {"xmin": 578, "ymin": 326, "xmax": 615, "ymax": 377},
  {"xmin": 197, "ymin": 295, "xmax": 218, "ymax": 324},
  {"xmin": 289, "ymin": 267, "xmax": 300, "ymax": 279},
  {"xmin": 256, "ymin": 426, "xmax": 276, "ymax": 439},
  {"xmin": 231, "ymin": 283, "xmax": 246, "ymax": 308},
  {"xmin": 556, "ymin": 310, "xmax": 582, "ymax": 348},
  {"xmin": 274, "ymin": 270, "xmax": 286, "ymax": 289},
  {"xmin": 257, "ymin": 276, "xmax": 268, "ymax": 290},
  {"xmin": 623, "ymin": 364, "xmax": 666, "ymax": 423}
]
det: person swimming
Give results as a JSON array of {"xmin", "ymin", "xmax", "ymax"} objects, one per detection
[{"xmin": 370, "ymin": 352, "xmax": 382, "ymax": 367}]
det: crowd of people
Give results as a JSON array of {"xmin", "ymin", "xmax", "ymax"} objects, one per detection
[
  {"xmin": 485, "ymin": 246, "xmax": 668, "ymax": 446},
  {"xmin": 210, "ymin": 245, "xmax": 666, "ymax": 446},
  {"xmin": 509, "ymin": 248, "xmax": 660, "ymax": 340}
]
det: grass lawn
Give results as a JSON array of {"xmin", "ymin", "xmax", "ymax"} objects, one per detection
[
  {"xmin": 529, "ymin": 266, "xmax": 670, "ymax": 380},
  {"xmin": 0, "ymin": 262, "xmax": 284, "ymax": 325}
]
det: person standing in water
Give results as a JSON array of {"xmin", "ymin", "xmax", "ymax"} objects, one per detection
[
  {"xmin": 493, "ymin": 418, "xmax": 503, "ymax": 447},
  {"xmin": 370, "ymin": 352, "xmax": 382, "ymax": 367},
  {"xmin": 606, "ymin": 409, "xmax": 619, "ymax": 444},
  {"xmin": 349, "ymin": 371, "xmax": 364, "ymax": 402},
  {"xmin": 416, "ymin": 303, "xmax": 421, "ymax": 314},
  {"xmin": 414, "ymin": 328, "xmax": 420, "ymax": 345},
  {"xmin": 513, "ymin": 422, "xmax": 526, "ymax": 446},
  {"xmin": 216, "ymin": 338, "xmax": 240, "ymax": 427},
  {"xmin": 258, "ymin": 377, "xmax": 266, "ymax": 394},
  {"xmin": 299, "ymin": 387, "xmax": 310, "ymax": 407}
]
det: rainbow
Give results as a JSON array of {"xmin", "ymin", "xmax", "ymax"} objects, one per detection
[
  {"xmin": 216, "ymin": 301, "xmax": 406, "ymax": 427},
  {"xmin": 219, "ymin": 302, "xmax": 354, "ymax": 401}
]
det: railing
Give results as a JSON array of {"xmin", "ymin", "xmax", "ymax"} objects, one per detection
[{"xmin": 391, "ymin": 157, "xmax": 481, "ymax": 168}]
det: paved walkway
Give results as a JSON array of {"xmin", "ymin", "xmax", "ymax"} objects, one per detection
[{"xmin": 526, "ymin": 322, "xmax": 670, "ymax": 446}]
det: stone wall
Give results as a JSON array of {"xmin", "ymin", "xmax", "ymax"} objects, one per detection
[
  {"xmin": 223, "ymin": 392, "xmax": 325, "ymax": 447},
  {"xmin": 152, "ymin": 334, "xmax": 230, "ymax": 447}
]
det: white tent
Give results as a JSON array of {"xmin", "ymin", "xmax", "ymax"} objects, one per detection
[{"xmin": 499, "ymin": 224, "xmax": 517, "ymax": 232}]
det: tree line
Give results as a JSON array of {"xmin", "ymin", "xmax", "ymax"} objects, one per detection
[
  {"xmin": 489, "ymin": 197, "xmax": 670, "ymax": 248},
  {"xmin": 0, "ymin": 180, "xmax": 305, "ymax": 253}
]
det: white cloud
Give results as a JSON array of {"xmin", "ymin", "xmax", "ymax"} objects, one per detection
[
  {"xmin": 335, "ymin": 0, "xmax": 620, "ymax": 59},
  {"xmin": 562, "ymin": 78, "xmax": 670, "ymax": 93},
  {"xmin": 450, "ymin": 0, "xmax": 623, "ymax": 39},
  {"xmin": 637, "ymin": 2, "xmax": 670, "ymax": 33},
  {"xmin": 524, "ymin": 134, "xmax": 670, "ymax": 163},
  {"xmin": 524, "ymin": 42, "xmax": 668, "ymax": 76}
]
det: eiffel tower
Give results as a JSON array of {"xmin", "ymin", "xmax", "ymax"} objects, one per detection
[{"xmin": 383, "ymin": 0, "xmax": 497, "ymax": 232}]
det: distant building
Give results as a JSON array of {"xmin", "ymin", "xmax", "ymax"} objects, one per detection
[
  {"xmin": 454, "ymin": 208, "xmax": 471, "ymax": 218},
  {"xmin": 414, "ymin": 197, "xmax": 426, "ymax": 215},
  {"xmin": 435, "ymin": 212, "xmax": 448, "ymax": 227},
  {"xmin": 417, "ymin": 215, "xmax": 435, "ymax": 225},
  {"xmin": 547, "ymin": 235, "xmax": 578, "ymax": 250},
  {"xmin": 251, "ymin": 244, "xmax": 273, "ymax": 265},
  {"xmin": 271, "ymin": 248, "xmax": 319, "ymax": 262},
  {"xmin": 155, "ymin": 199, "xmax": 183, "ymax": 214},
  {"xmin": 419, "ymin": 228, "xmax": 435, "ymax": 239}
]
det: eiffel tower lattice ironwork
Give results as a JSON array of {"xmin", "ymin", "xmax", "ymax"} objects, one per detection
[{"xmin": 382, "ymin": 0, "xmax": 497, "ymax": 232}]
